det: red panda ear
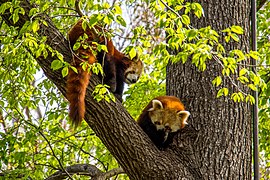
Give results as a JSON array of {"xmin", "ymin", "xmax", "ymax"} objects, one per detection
[
  {"xmin": 177, "ymin": 111, "xmax": 190, "ymax": 125},
  {"xmin": 133, "ymin": 54, "xmax": 139, "ymax": 61},
  {"xmin": 148, "ymin": 99, "xmax": 163, "ymax": 111}
]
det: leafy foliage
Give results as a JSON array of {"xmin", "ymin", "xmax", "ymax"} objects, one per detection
[
  {"xmin": 0, "ymin": 0, "xmax": 269, "ymax": 179},
  {"xmin": 257, "ymin": 2, "xmax": 270, "ymax": 179}
]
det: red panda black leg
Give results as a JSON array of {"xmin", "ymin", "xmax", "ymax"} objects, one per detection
[
  {"xmin": 98, "ymin": 53, "xmax": 117, "ymax": 92},
  {"xmin": 113, "ymin": 67, "xmax": 126, "ymax": 102},
  {"xmin": 97, "ymin": 53, "xmax": 123, "ymax": 102}
]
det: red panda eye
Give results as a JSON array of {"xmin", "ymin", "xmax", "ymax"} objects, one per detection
[
  {"xmin": 127, "ymin": 70, "xmax": 135, "ymax": 74},
  {"xmin": 165, "ymin": 126, "xmax": 171, "ymax": 131}
]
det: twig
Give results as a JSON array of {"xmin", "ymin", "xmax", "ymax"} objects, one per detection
[
  {"xmin": 38, "ymin": 129, "xmax": 74, "ymax": 179},
  {"xmin": 75, "ymin": 0, "xmax": 84, "ymax": 17},
  {"xmin": 12, "ymin": 108, "xmax": 73, "ymax": 180},
  {"xmin": 237, "ymin": 62, "xmax": 270, "ymax": 68},
  {"xmin": 55, "ymin": 6, "xmax": 77, "ymax": 11},
  {"xmin": 212, "ymin": 55, "xmax": 248, "ymax": 96},
  {"xmin": 51, "ymin": 14, "xmax": 80, "ymax": 18}
]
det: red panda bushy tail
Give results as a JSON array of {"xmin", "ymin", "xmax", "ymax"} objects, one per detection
[
  {"xmin": 66, "ymin": 64, "xmax": 90, "ymax": 128},
  {"xmin": 66, "ymin": 19, "xmax": 97, "ymax": 128}
]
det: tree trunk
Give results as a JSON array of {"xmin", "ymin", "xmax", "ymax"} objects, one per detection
[
  {"xmin": 1, "ymin": 0, "xmax": 252, "ymax": 179},
  {"xmin": 167, "ymin": 0, "xmax": 252, "ymax": 179}
]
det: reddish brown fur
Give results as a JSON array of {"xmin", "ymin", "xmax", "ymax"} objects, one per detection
[
  {"xmin": 137, "ymin": 96, "xmax": 186, "ymax": 125},
  {"xmin": 66, "ymin": 52, "xmax": 96, "ymax": 128},
  {"xmin": 66, "ymin": 19, "xmax": 143, "ymax": 128},
  {"xmin": 137, "ymin": 96, "xmax": 189, "ymax": 149}
]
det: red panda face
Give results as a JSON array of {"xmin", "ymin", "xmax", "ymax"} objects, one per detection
[
  {"xmin": 124, "ymin": 58, "xmax": 143, "ymax": 84},
  {"xmin": 147, "ymin": 98, "xmax": 190, "ymax": 141}
]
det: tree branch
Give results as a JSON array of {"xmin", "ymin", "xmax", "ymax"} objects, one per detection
[
  {"xmin": 75, "ymin": 0, "xmax": 84, "ymax": 17},
  {"xmin": 45, "ymin": 164, "xmax": 101, "ymax": 180},
  {"xmin": 45, "ymin": 164, "xmax": 124, "ymax": 180},
  {"xmin": 92, "ymin": 167, "xmax": 125, "ymax": 180},
  {"xmin": 0, "ymin": 1, "xmax": 196, "ymax": 179},
  {"xmin": 257, "ymin": 0, "xmax": 268, "ymax": 11}
]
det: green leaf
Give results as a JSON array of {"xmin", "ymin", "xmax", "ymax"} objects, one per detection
[
  {"xmin": 0, "ymin": 2, "xmax": 12, "ymax": 14},
  {"xmin": 129, "ymin": 47, "xmax": 136, "ymax": 59},
  {"xmin": 56, "ymin": 52, "xmax": 64, "ymax": 61},
  {"xmin": 82, "ymin": 20, "xmax": 87, "ymax": 31},
  {"xmin": 230, "ymin": 33, "xmax": 240, "ymax": 42},
  {"xmin": 193, "ymin": 3, "xmax": 203, "ymax": 18},
  {"xmin": 104, "ymin": 16, "xmax": 111, "ymax": 25},
  {"xmin": 29, "ymin": 8, "xmax": 38, "ymax": 17},
  {"xmin": 223, "ymin": 88, "xmax": 229, "ymax": 96},
  {"xmin": 32, "ymin": 20, "xmax": 40, "ymax": 33},
  {"xmin": 59, "ymin": 0, "xmax": 66, "ymax": 6},
  {"xmin": 231, "ymin": 93, "xmax": 239, "ymax": 102},
  {"xmin": 212, "ymin": 76, "xmax": 222, "ymax": 87},
  {"xmin": 51, "ymin": 60, "xmax": 63, "ymax": 70},
  {"xmin": 116, "ymin": 15, "xmax": 126, "ymax": 27},
  {"xmin": 231, "ymin": 25, "xmax": 244, "ymax": 34},
  {"xmin": 224, "ymin": 36, "xmax": 230, "ymax": 42},
  {"xmin": 245, "ymin": 95, "xmax": 255, "ymax": 104},
  {"xmin": 238, "ymin": 76, "xmax": 249, "ymax": 84},
  {"xmin": 12, "ymin": 8, "xmax": 20, "ymax": 24},
  {"xmin": 61, "ymin": 67, "xmax": 69, "ymax": 77},
  {"xmin": 100, "ymin": 45, "xmax": 108, "ymax": 52},
  {"xmin": 217, "ymin": 87, "xmax": 229, "ymax": 98},
  {"xmin": 73, "ymin": 42, "xmax": 81, "ymax": 51},
  {"xmin": 81, "ymin": 61, "xmax": 88, "ymax": 71},
  {"xmin": 222, "ymin": 28, "xmax": 231, "ymax": 33},
  {"xmin": 114, "ymin": 5, "xmax": 122, "ymax": 15},
  {"xmin": 249, "ymin": 50, "xmax": 259, "ymax": 60},
  {"xmin": 103, "ymin": 2, "xmax": 110, "ymax": 9},
  {"xmin": 181, "ymin": 15, "xmax": 190, "ymax": 25},
  {"xmin": 239, "ymin": 68, "xmax": 248, "ymax": 76},
  {"xmin": 248, "ymin": 84, "xmax": 258, "ymax": 91},
  {"xmin": 89, "ymin": 15, "xmax": 98, "ymax": 26},
  {"xmin": 187, "ymin": 29, "xmax": 198, "ymax": 40},
  {"xmin": 70, "ymin": 66, "xmax": 78, "ymax": 74},
  {"xmin": 217, "ymin": 88, "xmax": 223, "ymax": 98},
  {"xmin": 217, "ymin": 44, "xmax": 225, "ymax": 53}
]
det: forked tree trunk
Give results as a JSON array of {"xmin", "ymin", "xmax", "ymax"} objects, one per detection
[
  {"xmin": 167, "ymin": 0, "xmax": 252, "ymax": 179},
  {"xmin": 1, "ymin": 0, "xmax": 252, "ymax": 179}
]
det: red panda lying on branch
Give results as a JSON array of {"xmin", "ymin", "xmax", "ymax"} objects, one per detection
[
  {"xmin": 138, "ymin": 96, "xmax": 190, "ymax": 149},
  {"xmin": 66, "ymin": 19, "xmax": 143, "ymax": 127}
]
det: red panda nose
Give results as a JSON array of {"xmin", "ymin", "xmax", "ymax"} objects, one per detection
[
  {"xmin": 165, "ymin": 126, "xmax": 171, "ymax": 132},
  {"xmin": 131, "ymin": 79, "xmax": 137, "ymax": 83},
  {"xmin": 125, "ymin": 73, "xmax": 139, "ymax": 84}
]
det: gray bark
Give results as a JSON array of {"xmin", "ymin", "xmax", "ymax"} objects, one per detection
[
  {"xmin": 1, "ymin": 0, "xmax": 252, "ymax": 179},
  {"xmin": 167, "ymin": 0, "xmax": 252, "ymax": 179}
]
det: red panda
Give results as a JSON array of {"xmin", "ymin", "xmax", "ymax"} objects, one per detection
[
  {"xmin": 137, "ymin": 96, "xmax": 190, "ymax": 149},
  {"xmin": 66, "ymin": 19, "xmax": 143, "ymax": 128}
]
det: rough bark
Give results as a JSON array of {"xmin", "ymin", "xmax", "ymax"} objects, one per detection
[
  {"xmin": 1, "ymin": 0, "xmax": 252, "ymax": 179},
  {"xmin": 1, "ymin": 0, "xmax": 195, "ymax": 179},
  {"xmin": 167, "ymin": 0, "xmax": 252, "ymax": 179}
]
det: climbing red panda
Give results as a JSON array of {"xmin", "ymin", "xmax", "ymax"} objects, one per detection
[
  {"xmin": 137, "ymin": 96, "xmax": 190, "ymax": 149},
  {"xmin": 66, "ymin": 19, "xmax": 143, "ymax": 128}
]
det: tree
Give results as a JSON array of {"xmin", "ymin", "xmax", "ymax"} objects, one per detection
[{"xmin": 0, "ymin": 0, "xmax": 269, "ymax": 179}]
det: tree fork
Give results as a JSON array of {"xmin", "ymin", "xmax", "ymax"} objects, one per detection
[
  {"xmin": 167, "ymin": 0, "xmax": 252, "ymax": 179},
  {"xmin": 0, "ymin": 0, "xmax": 199, "ymax": 179}
]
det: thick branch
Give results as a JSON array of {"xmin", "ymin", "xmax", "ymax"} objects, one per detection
[
  {"xmin": 257, "ymin": 0, "xmax": 268, "ymax": 11},
  {"xmin": 46, "ymin": 164, "xmax": 124, "ymax": 180},
  {"xmin": 0, "ymin": 1, "xmax": 195, "ymax": 179},
  {"xmin": 45, "ymin": 164, "xmax": 101, "ymax": 180}
]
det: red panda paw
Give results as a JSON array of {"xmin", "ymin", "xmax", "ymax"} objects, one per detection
[
  {"xmin": 114, "ymin": 94, "xmax": 123, "ymax": 102},
  {"xmin": 106, "ymin": 79, "xmax": 117, "ymax": 92}
]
